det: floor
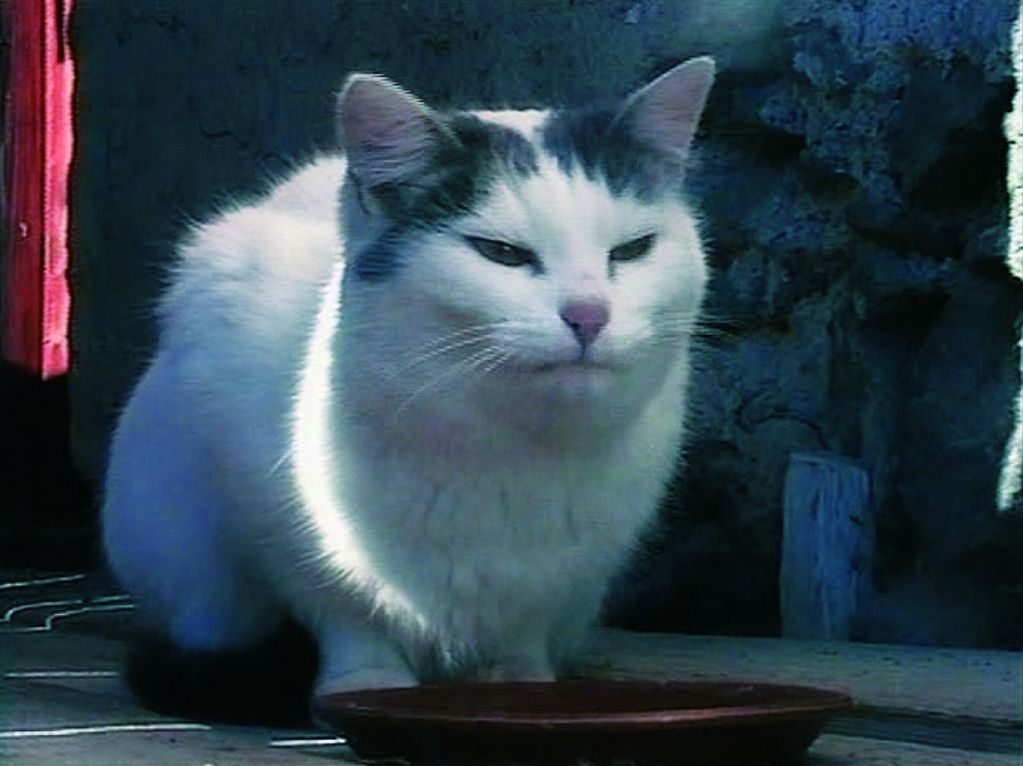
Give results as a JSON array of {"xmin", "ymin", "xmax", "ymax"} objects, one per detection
[{"xmin": 1, "ymin": 570, "xmax": 1020, "ymax": 765}]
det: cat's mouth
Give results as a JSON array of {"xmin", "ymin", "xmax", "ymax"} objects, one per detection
[
  {"xmin": 527, "ymin": 358, "xmax": 620, "ymax": 388},
  {"xmin": 532, "ymin": 359, "xmax": 611, "ymax": 373},
  {"xmin": 521, "ymin": 358, "xmax": 619, "ymax": 395}
]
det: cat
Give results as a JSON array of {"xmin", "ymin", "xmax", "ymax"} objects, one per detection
[{"xmin": 102, "ymin": 55, "xmax": 716, "ymax": 711}]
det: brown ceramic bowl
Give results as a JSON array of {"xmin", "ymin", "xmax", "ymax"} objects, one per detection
[{"xmin": 313, "ymin": 679, "xmax": 852, "ymax": 765}]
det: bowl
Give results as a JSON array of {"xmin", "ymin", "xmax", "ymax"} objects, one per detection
[{"xmin": 313, "ymin": 679, "xmax": 852, "ymax": 764}]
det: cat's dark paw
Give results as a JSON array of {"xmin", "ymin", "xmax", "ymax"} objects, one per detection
[
  {"xmin": 313, "ymin": 666, "xmax": 418, "ymax": 697},
  {"xmin": 125, "ymin": 618, "xmax": 318, "ymax": 726}
]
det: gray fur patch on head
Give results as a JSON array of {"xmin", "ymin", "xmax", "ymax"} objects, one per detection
[
  {"xmin": 540, "ymin": 57, "xmax": 715, "ymax": 200},
  {"xmin": 348, "ymin": 110, "xmax": 541, "ymax": 281},
  {"xmin": 539, "ymin": 106, "xmax": 686, "ymax": 200}
]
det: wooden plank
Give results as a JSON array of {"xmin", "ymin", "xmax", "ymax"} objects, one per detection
[
  {"xmin": 3, "ymin": 570, "xmax": 1021, "ymax": 764},
  {"xmin": 827, "ymin": 709, "xmax": 1021, "ymax": 755},
  {"xmin": 3, "ymin": 661, "xmax": 1016, "ymax": 766},
  {"xmin": 0, "ymin": 676, "xmax": 159, "ymax": 729},
  {"xmin": 581, "ymin": 630, "xmax": 1022, "ymax": 724},
  {"xmin": 6, "ymin": 733, "xmax": 1017, "ymax": 766},
  {"xmin": 0, "ymin": 727, "xmax": 353, "ymax": 766},
  {"xmin": 781, "ymin": 452, "xmax": 872, "ymax": 640},
  {"xmin": 808, "ymin": 734, "xmax": 1022, "ymax": 765},
  {"xmin": 1, "ymin": 660, "xmax": 349, "ymax": 765},
  {"xmin": 1, "ymin": 627, "xmax": 127, "ymax": 671}
]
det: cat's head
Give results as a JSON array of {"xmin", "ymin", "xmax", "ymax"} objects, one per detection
[{"xmin": 335, "ymin": 58, "xmax": 715, "ymax": 434}]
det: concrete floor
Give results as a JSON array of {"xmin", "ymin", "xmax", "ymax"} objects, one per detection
[{"xmin": 1, "ymin": 570, "xmax": 1019, "ymax": 765}]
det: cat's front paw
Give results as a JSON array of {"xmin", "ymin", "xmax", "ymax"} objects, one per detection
[
  {"xmin": 314, "ymin": 666, "xmax": 417, "ymax": 697},
  {"xmin": 485, "ymin": 656, "xmax": 555, "ymax": 684},
  {"xmin": 311, "ymin": 667, "xmax": 417, "ymax": 732}
]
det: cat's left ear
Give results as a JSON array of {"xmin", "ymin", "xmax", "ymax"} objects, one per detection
[{"xmin": 615, "ymin": 56, "xmax": 715, "ymax": 162}]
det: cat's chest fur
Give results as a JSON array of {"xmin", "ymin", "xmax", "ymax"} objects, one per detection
[
  {"xmin": 328, "ymin": 401, "xmax": 682, "ymax": 661},
  {"xmin": 337, "ymin": 380, "xmax": 682, "ymax": 586}
]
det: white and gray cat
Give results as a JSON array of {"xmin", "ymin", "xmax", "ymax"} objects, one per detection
[{"xmin": 103, "ymin": 56, "xmax": 715, "ymax": 702}]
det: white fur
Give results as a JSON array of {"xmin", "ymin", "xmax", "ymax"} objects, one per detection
[{"xmin": 103, "ymin": 74, "xmax": 711, "ymax": 700}]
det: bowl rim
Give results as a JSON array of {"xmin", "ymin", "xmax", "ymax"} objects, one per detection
[{"xmin": 314, "ymin": 679, "xmax": 854, "ymax": 732}]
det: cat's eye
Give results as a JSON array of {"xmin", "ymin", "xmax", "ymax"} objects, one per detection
[
  {"xmin": 465, "ymin": 236, "xmax": 540, "ymax": 270},
  {"xmin": 610, "ymin": 234, "xmax": 657, "ymax": 263}
]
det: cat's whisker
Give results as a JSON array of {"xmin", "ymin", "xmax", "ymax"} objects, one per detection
[
  {"xmin": 391, "ymin": 345, "xmax": 506, "ymax": 416},
  {"xmin": 482, "ymin": 354, "xmax": 517, "ymax": 384},
  {"xmin": 412, "ymin": 323, "xmax": 499, "ymax": 349},
  {"xmin": 384, "ymin": 333, "xmax": 493, "ymax": 380},
  {"xmin": 266, "ymin": 447, "xmax": 294, "ymax": 478},
  {"xmin": 463, "ymin": 347, "xmax": 516, "ymax": 388},
  {"xmin": 458, "ymin": 346, "xmax": 512, "ymax": 383},
  {"xmin": 649, "ymin": 327, "xmax": 714, "ymax": 344},
  {"xmin": 656, "ymin": 313, "xmax": 704, "ymax": 326},
  {"xmin": 655, "ymin": 318, "xmax": 732, "ymax": 341},
  {"xmin": 383, "ymin": 320, "xmax": 530, "ymax": 380}
]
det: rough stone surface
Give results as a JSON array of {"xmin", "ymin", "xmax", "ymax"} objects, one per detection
[
  {"xmin": 609, "ymin": 0, "xmax": 1022, "ymax": 649},
  {"xmin": 70, "ymin": 0, "xmax": 1022, "ymax": 648}
]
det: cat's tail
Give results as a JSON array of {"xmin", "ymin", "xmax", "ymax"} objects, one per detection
[{"xmin": 124, "ymin": 619, "xmax": 319, "ymax": 726}]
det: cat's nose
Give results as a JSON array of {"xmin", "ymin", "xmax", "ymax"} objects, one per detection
[{"xmin": 560, "ymin": 299, "xmax": 610, "ymax": 349}]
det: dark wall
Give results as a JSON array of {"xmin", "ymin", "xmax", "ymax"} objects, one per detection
[
  {"xmin": 0, "ymin": 362, "xmax": 95, "ymax": 568},
  {"xmin": 70, "ymin": 1, "xmax": 1022, "ymax": 647}
]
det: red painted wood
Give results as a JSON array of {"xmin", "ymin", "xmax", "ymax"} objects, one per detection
[{"xmin": 3, "ymin": 0, "xmax": 74, "ymax": 379}]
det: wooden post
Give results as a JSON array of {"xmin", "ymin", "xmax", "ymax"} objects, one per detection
[
  {"xmin": 781, "ymin": 452, "xmax": 872, "ymax": 640},
  {"xmin": 2, "ymin": 0, "xmax": 75, "ymax": 379}
]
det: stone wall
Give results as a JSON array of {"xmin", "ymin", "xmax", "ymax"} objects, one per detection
[
  {"xmin": 70, "ymin": 0, "xmax": 1022, "ymax": 647},
  {"xmin": 608, "ymin": 0, "xmax": 1023, "ymax": 648}
]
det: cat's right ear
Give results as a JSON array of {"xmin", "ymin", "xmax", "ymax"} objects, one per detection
[{"xmin": 338, "ymin": 74, "xmax": 450, "ymax": 188}]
